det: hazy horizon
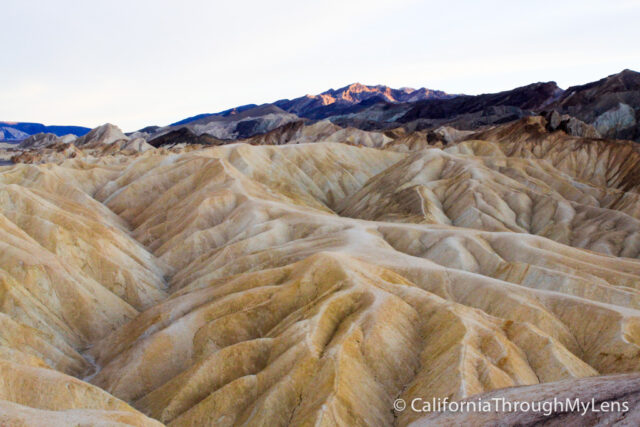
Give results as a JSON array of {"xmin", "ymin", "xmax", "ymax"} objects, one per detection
[{"xmin": 3, "ymin": 0, "xmax": 639, "ymax": 131}]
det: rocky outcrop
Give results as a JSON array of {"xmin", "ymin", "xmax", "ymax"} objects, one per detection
[
  {"xmin": 542, "ymin": 110, "xmax": 601, "ymax": 138},
  {"xmin": 593, "ymin": 102, "xmax": 637, "ymax": 138},
  {"xmin": 148, "ymin": 127, "xmax": 223, "ymax": 148},
  {"xmin": 549, "ymin": 69, "xmax": 640, "ymax": 141}
]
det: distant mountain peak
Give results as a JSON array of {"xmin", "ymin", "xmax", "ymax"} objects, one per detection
[
  {"xmin": 341, "ymin": 82, "xmax": 370, "ymax": 91},
  {"xmin": 273, "ymin": 83, "xmax": 455, "ymax": 119},
  {"xmin": 323, "ymin": 83, "xmax": 417, "ymax": 101}
]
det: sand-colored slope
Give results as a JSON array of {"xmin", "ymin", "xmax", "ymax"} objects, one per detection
[
  {"xmin": 2, "ymin": 126, "xmax": 640, "ymax": 425},
  {"xmin": 340, "ymin": 119, "xmax": 640, "ymax": 258},
  {"xmin": 0, "ymin": 359, "xmax": 162, "ymax": 426}
]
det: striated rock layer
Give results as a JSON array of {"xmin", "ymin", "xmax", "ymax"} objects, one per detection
[{"xmin": 2, "ymin": 120, "xmax": 640, "ymax": 425}]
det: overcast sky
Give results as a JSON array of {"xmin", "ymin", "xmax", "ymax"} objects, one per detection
[{"xmin": 2, "ymin": 0, "xmax": 639, "ymax": 131}]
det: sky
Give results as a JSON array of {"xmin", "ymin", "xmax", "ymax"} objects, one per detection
[{"xmin": 2, "ymin": 0, "xmax": 639, "ymax": 132}]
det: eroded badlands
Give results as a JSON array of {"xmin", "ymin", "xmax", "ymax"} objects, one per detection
[{"xmin": 2, "ymin": 117, "xmax": 640, "ymax": 425}]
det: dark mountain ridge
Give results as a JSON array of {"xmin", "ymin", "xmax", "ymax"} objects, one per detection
[
  {"xmin": 398, "ymin": 81, "xmax": 563, "ymax": 122},
  {"xmin": 548, "ymin": 69, "xmax": 640, "ymax": 140}
]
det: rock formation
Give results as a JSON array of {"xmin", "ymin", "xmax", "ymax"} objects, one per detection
[
  {"xmin": 2, "ymin": 116, "xmax": 640, "ymax": 425},
  {"xmin": 541, "ymin": 110, "xmax": 601, "ymax": 138},
  {"xmin": 549, "ymin": 69, "xmax": 640, "ymax": 141},
  {"xmin": 18, "ymin": 132, "xmax": 77, "ymax": 149}
]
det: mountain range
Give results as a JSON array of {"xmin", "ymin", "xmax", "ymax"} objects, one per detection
[
  {"xmin": 146, "ymin": 69, "xmax": 640, "ymax": 143},
  {"xmin": 3, "ymin": 69, "xmax": 640, "ymax": 426},
  {"xmin": 3, "ymin": 70, "xmax": 640, "ymax": 145}
]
